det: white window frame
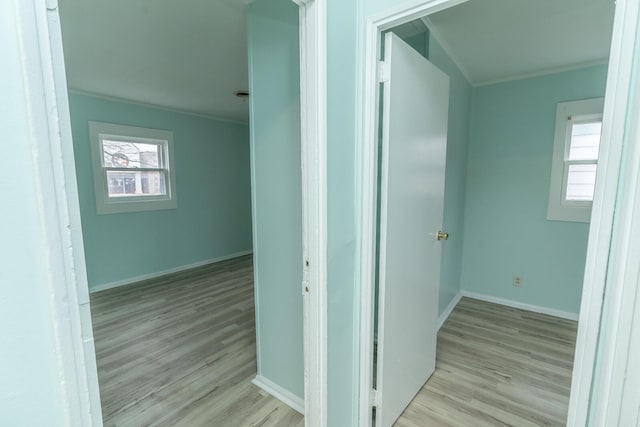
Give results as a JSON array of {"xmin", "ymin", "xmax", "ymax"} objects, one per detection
[
  {"xmin": 89, "ymin": 121, "xmax": 177, "ymax": 214},
  {"xmin": 547, "ymin": 98, "xmax": 604, "ymax": 223}
]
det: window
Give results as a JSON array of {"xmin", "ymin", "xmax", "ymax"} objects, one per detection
[
  {"xmin": 547, "ymin": 98, "xmax": 604, "ymax": 222},
  {"xmin": 89, "ymin": 122, "xmax": 177, "ymax": 214}
]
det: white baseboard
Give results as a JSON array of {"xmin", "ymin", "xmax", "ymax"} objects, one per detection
[
  {"xmin": 460, "ymin": 290, "xmax": 579, "ymax": 321},
  {"xmin": 438, "ymin": 292, "xmax": 462, "ymax": 330},
  {"xmin": 90, "ymin": 250, "xmax": 253, "ymax": 293},
  {"xmin": 252, "ymin": 375, "xmax": 304, "ymax": 414}
]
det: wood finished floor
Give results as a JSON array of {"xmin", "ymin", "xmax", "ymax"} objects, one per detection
[
  {"xmin": 90, "ymin": 255, "xmax": 303, "ymax": 427},
  {"xmin": 395, "ymin": 297, "xmax": 578, "ymax": 427}
]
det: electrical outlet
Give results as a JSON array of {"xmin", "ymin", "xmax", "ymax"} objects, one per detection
[{"xmin": 513, "ymin": 275, "xmax": 523, "ymax": 287}]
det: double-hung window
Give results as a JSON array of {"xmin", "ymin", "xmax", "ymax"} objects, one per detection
[
  {"xmin": 547, "ymin": 98, "xmax": 604, "ymax": 222},
  {"xmin": 89, "ymin": 121, "xmax": 177, "ymax": 214}
]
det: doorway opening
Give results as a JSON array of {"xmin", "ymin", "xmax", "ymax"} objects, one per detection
[
  {"xmin": 46, "ymin": 0, "xmax": 325, "ymax": 424},
  {"xmin": 361, "ymin": 0, "xmax": 628, "ymax": 426}
]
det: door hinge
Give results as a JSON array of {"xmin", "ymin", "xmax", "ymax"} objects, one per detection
[
  {"xmin": 371, "ymin": 389, "xmax": 381, "ymax": 407},
  {"xmin": 302, "ymin": 280, "xmax": 310, "ymax": 296},
  {"xmin": 378, "ymin": 61, "xmax": 390, "ymax": 83}
]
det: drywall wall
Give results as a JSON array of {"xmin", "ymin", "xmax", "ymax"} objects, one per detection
[
  {"xmin": 460, "ymin": 64, "xmax": 609, "ymax": 315},
  {"xmin": 247, "ymin": 0, "xmax": 304, "ymax": 401},
  {"xmin": 69, "ymin": 93, "xmax": 252, "ymax": 290},
  {"xmin": 326, "ymin": 0, "xmax": 360, "ymax": 423},
  {"xmin": 403, "ymin": 31, "xmax": 429, "ymax": 58}
]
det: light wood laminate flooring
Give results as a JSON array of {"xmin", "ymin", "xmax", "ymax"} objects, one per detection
[
  {"xmin": 395, "ymin": 297, "xmax": 578, "ymax": 426},
  {"xmin": 90, "ymin": 255, "xmax": 303, "ymax": 427}
]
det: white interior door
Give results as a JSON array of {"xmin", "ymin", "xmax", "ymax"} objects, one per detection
[{"xmin": 376, "ymin": 32, "xmax": 450, "ymax": 427}]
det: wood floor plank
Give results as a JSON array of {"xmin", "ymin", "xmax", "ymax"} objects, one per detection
[
  {"xmin": 91, "ymin": 255, "xmax": 303, "ymax": 426},
  {"xmin": 395, "ymin": 297, "xmax": 578, "ymax": 427}
]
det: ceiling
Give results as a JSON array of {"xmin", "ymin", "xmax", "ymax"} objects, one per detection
[
  {"xmin": 59, "ymin": 0, "xmax": 615, "ymax": 122},
  {"xmin": 426, "ymin": 0, "xmax": 615, "ymax": 85},
  {"xmin": 59, "ymin": 0, "xmax": 252, "ymax": 123}
]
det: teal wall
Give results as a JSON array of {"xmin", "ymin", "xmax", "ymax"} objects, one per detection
[
  {"xmin": 403, "ymin": 32, "xmax": 429, "ymax": 58},
  {"xmin": 247, "ymin": 0, "xmax": 304, "ymax": 399},
  {"xmin": 460, "ymin": 65, "xmax": 609, "ymax": 315},
  {"xmin": 0, "ymin": 3, "xmax": 66, "ymax": 423},
  {"xmin": 69, "ymin": 93, "xmax": 252, "ymax": 289},
  {"xmin": 327, "ymin": 0, "xmax": 360, "ymax": 423}
]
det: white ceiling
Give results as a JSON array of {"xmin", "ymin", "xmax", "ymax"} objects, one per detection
[
  {"xmin": 426, "ymin": 0, "xmax": 615, "ymax": 85},
  {"xmin": 59, "ymin": 0, "xmax": 252, "ymax": 123},
  {"xmin": 59, "ymin": 0, "xmax": 615, "ymax": 122}
]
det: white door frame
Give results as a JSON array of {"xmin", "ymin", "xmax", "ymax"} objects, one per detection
[
  {"xmin": 14, "ymin": 0, "xmax": 103, "ymax": 424},
  {"xmin": 21, "ymin": 0, "xmax": 329, "ymax": 425},
  {"xmin": 357, "ymin": 0, "xmax": 640, "ymax": 426},
  {"xmin": 567, "ymin": 0, "xmax": 640, "ymax": 424},
  {"xmin": 292, "ymin": 0, "xmax": 328, "ymax": 426},
  {"xmin": 581, "ymin": 3, "xmax": 640, "ymax": 424}
]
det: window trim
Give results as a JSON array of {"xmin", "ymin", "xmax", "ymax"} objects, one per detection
[
  {"xmin": 547, "ymin": 98, "xmax": 604, "ymax": 223},
  {"xmin": 89, "ymin": 121, "xmax": 177, "ymax": 214}
]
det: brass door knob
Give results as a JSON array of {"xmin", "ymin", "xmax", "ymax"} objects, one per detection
[{"xmin": 436, "ymin": 230, "xmax": 449, "ymax": 241}]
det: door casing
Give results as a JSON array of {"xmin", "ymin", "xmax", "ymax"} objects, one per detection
[
  {"xmin": 24, "ymin": 0, "xmax": 328, "ymax": 425},
  {"xmin": 356, "ymin": 0, "xmax": 640, "ymax": 426}
]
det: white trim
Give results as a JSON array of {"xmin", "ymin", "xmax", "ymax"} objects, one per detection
[
  {"xmin": 357, "ymin": 2, "xmax": 469, "ymax": 426},
  {"xmin": 587, "ymin": 13, "xmax": 640, "ymax": 423},
  {"xmin": 474, "ymin": 59, "xmax": 610, "ymax": 87},
  {"xmin": 246, "ymin": 6, "xmax": 262, "ymax": 402},
  {"xmin": 89, "ymin": 250, "xmax": 253, "ymax": 293},
  {"xmin": 369, "ymin": 0, "xmax": 468, "ymax": 30},
  {"xmin": 252, "ymin": 375, "xmax": 305, "ymax": 415},
  {"xmin": 17, "ymin": 0, "xmax": 102, "ymax": 424},
  {"xmin": 567, "ymin": 0, "xmax": 640, "ymax": 424},
  {"xmin": 420, "ymin": 16, "xmax": 472, "ymax": 84},
  {"xmin": 460, "ymin": 291, "xmax": 579, "ymax": 321},
  {"xmin": 437, "ymin": 292, "xmax": 462, "ymax": 330},
  {"xmin": 88, "ymin": 121, "xmax": 178, "ymax": 215},
  {"xmin": 68, "ymin": 89, "xmax": 249, "ymax": 126},
  {"xmin": 357, "ymin": 17, "xmax": 382, "ymax": 427},
  {"xmin": 296, "ymin": 0, "xmax": 328, "ymax": 426},
  {"xmin": 547, "ymin": 98, "xmax": 604, "ymax": 223}
]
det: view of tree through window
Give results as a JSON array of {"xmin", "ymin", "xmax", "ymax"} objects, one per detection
[{"xmin": 101, "ymin": 140, "xmax": 166, "ymax": 197}]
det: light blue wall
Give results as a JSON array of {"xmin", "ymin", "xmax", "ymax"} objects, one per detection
[
  {"xmin": 68, "ymin": 93, "xmax": 252, "ymax": 289},
  {"xmin": 247, "ymin": 0, "xmax": 304, "ymax": 399},
  {"xmin": 460, "ymin": 65, "xmax": 608, "ymax": 315},
  {"xmin": 327, "ymin": 0, "xmax": 360, "ymax": 424},
  {"xmin": 428, "ymin": 35, "xmax": 473, "ymax": 315},
  {"xmin": 403, "ymin": 32, "xmax": 429, "ymax": 58},
  {"xmin": 1, "ymin": 2, "xmax": 66, "ymax": 424}
]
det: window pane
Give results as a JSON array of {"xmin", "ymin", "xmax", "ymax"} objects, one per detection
[
  {"xmin": 568, "ymin": 122, "xmax": 601, "ymax": 161},
  {"xmin": 106, "ymin": 170, "xmax": 166, "ymax": 197},
  {"xmin": 102, "ymin": 140, "xmax": 162, "ymax": 168},
  {"xmin": 566, "ymin": 164, "xmax": 597, "ymax": 201}
]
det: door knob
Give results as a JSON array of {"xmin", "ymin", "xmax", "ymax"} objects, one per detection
[{"xmin": 436, "ymin": 230, "xmax": 449, "ymax": 241}]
